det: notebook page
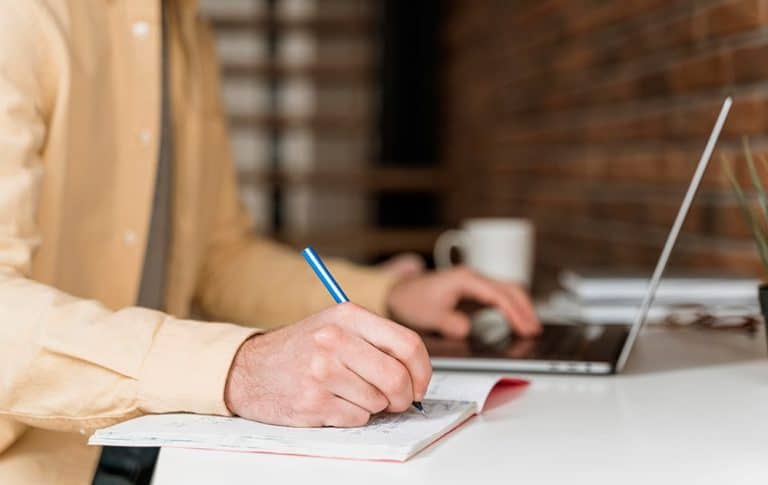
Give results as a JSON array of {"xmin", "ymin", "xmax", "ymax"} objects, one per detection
[
  {"xmin": 425, "ymin": 372, "xmax": 509, "ymax": 410},
  {"xmin": 89, "ymin": 399, "xmax": 476, "ymax": 462}
]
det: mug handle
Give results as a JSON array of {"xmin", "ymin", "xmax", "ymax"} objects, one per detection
[{"xmin": 434, "ymin": 229, "xmax": 468, "ymax": 269}]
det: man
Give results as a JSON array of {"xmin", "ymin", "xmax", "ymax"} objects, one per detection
[{"xmin": 0, "ymin": 1, "xmax": 540, "ymax": 484}]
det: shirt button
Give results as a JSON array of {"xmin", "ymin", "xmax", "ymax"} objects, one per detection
[
  {"xmin": 123, "ymin": 230, "xmax": 137, "ymax": 247},
  {"xmin": 131, "ymin": 21, "xmax": 150, "ymax": 38},
  {"xmin": 139, "ymin": 131, "xmax": 152, "ymax": 145}
]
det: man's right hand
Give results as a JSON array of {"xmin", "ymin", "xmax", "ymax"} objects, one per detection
[{"xmin": 224, "ymin": 303, "xmax": 432, "ymax": 427}]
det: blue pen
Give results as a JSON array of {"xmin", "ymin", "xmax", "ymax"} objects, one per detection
[{"xmin": 302, "ymin": 246, "xmax": 426, "ymax": 416}]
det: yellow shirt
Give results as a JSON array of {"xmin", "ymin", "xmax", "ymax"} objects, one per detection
[{"xmin": 0, "ymin": 1, "xmax": 396, "ymax": 483}]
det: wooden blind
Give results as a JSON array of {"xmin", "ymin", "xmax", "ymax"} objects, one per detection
[{"xmin": 199, "ymin": 0, "xmax": 445, "ymax": 262}]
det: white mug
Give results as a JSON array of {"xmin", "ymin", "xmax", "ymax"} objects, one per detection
[{"xmin": 434, "ymin": 218, "xmax": 534, "ymax": 287}]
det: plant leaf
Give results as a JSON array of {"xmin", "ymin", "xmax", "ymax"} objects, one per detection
[
  {"xmin": 742, "ymin": 136, "xmax": 768, "ymax": 227},
  {"xmin": 759, "ymin": 153, "xmax": 768, "ymax": 182},
  {"xmin": 722, "ymin": 154, "xmax": 768, "ymax": 271}
]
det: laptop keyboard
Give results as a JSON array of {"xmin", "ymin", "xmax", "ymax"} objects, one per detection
[
  {"xmin": 534, "ymin": 325, "xmax": 585, "ymax": 359},
  {"xmin": 423, "ymin": 321, "xmax": 629, "ymax": 365}
]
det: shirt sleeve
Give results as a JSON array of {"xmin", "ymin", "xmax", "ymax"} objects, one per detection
[{"xmin": 0, "ymin": 3, "xmax": 258, "ymax": 435}]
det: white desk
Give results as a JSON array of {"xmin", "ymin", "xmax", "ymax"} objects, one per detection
[{"xmin": 153, "ymin": 327, "xmax": 768, "ymax": 484}]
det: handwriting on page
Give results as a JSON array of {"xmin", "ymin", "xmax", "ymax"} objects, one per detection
[
  {"xmin": 331, "ymin": 400, "xmax": 472, "ymax": 438},
  {"xmin": 101, "ymin": 400, "xmax": 469, "ymax": 438},
  {"xmin": 91, "ymin": 399, "xmax": 477, "ymax": 461},
  {"xmin": 89, "ymin": 371, "xmax": 514, "ymax": 460}
]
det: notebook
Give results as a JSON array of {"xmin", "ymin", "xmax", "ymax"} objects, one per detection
[{"xmin": 89, "ymin": 372, "xmax": 525, "ymax": 462}]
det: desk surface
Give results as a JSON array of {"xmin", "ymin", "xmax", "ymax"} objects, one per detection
[{"xmin": 152, "ymin": 327, "xmax": 768, "ymax": 485}]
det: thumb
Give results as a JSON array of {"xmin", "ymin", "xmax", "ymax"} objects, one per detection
[{"xmin": 437, "ymin": 311, "xmax": 472, "ymax": 339}]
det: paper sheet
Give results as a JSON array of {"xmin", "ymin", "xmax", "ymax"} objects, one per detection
[
  {"xmin": 90, "ymin": 372, "xmax": 519, "ymax": 461},
  {"xmin": 425, "ymin": 372, "xmax": 512, "ymax": 410}
]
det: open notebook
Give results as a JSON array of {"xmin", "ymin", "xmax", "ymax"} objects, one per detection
[{"xmin": 89, "ymin": 372, "xmax": 525, "ymax": 462}]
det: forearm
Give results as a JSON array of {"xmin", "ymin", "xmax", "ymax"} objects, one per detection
[
  {"xmin": 195, "ymin": 236, "xmax": 398, "ymax": 329},
  {"xmin": 0, "ymin": 269, "xmax": 258, "ymax": 433}
]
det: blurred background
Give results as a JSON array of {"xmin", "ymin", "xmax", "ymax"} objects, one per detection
[{"xmin": 198, "ymin": 0, "xmax": 768, "ymax": 294}]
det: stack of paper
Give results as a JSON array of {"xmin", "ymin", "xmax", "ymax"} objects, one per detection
[
  {"xmin": 560, "ymin": 270, "xmax": 760, "ymax": 304},
  {"xmin": 536, "ymin": 270, "xmax": 760, "ymax": 324}
]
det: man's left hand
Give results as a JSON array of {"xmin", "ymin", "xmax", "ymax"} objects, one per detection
[{"xmin": 386, "ymin": 267, "xmax": 541, "ymax": 339}]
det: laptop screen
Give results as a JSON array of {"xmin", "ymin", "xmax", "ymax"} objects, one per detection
[{"xmin": 615, "ymin": 97, "xmax": 733, "ymax": 372}]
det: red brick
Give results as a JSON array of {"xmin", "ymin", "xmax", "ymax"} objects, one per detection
[{"xmin": 443, "ymin": 0, "xmax": 768, "ymax": 287}]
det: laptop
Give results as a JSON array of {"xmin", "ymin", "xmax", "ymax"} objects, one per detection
[{"xmin": 426, "ymin": 97, "xmax": 733, "ymax": 375}]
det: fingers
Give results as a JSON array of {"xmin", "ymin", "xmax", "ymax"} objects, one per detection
[
  {"xmin": 323, "ymin": 397, "xmax": 372, "ymax": 427},
  {"xmin": 454, "ymin": 270, "xmax": 528, "ymax": 333},
  {"xmin": 452, "ymin": 269, "xmax": 540, "ymax": 337},
  {"xmin": 504, "ymin": 283, "xmax": 540, "ymax": 326},
  {"xmin": 332, "ymin": 333, "xmax": 418, "ymax": 412},
  {"xmin": 333, "ymin": 304, "xmax": 432, "ymax": 401},
  {"xmin": 316, "ymin": 353, "xmax": 389, "ymax": 414},
  {"xmin": 314, "ymin": 323, "xmax": 418, "ymax": 412}
]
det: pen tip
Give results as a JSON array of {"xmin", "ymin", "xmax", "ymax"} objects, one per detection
[{"xmin": 413, "ymin": 401, "xmax": 426, "ymax": 416}]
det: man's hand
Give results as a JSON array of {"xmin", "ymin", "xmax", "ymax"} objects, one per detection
[
  {"xmin": 387, "ymin": 266, "xmax": 541, "ymax": 339},
  {"xmin": 224, "ymin": 303, "xmax": 432, "ymax": 427}
]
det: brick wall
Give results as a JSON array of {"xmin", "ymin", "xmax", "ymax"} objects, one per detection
[{"xmin": 442, "ymin": 0, "xmax": 768, "ymax": 289}]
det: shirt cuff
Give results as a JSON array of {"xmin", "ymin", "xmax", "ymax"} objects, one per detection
[{"xmin": 137, "ymin": 317, "xmax": 260, "ymax": 416}]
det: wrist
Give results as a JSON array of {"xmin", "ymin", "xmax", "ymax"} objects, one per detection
[
  {"xmin": 224, "ymin": 334, "xmax": 261, "ymax": 415},
  {"xmin": 385, "ymin": 278, "xmax": 410, "ymax": 325}
]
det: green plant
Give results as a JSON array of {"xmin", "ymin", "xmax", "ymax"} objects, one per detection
[{"xmin": 721, "ymin": 136, "xmax": 768, "ymax": 271}]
